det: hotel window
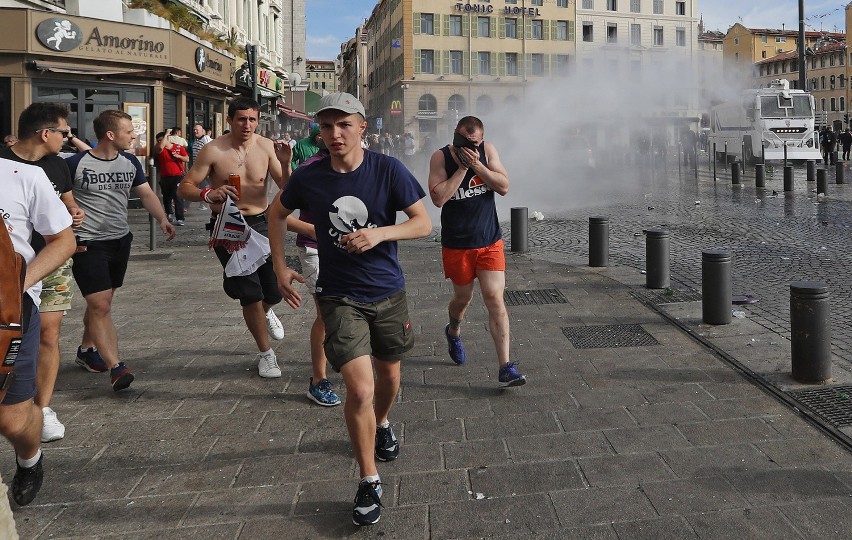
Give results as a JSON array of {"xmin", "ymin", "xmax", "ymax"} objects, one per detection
[
  {"xmin": 607, "ymin": 0, "xmax": 616, "ymax": 10},
  {"xmin": 630, "ymin": 23, "xmax": 641, "ymax": 45},
  {"xmin": 449, "ymin": 15, "xmax": 462, "ymax": 36},
  {"xmin": 583, "ymin": 22, "xmax": 593, "ymax": 42},
  {"xmin": 556, "ymin": 54, "xmax": 570, "ymax": 75},
  {"xmin": 505, "ymin": 18, "xmax": 517, "ymax": 38},
  {"xmin": 532, "ymin": 20, "xmax": 543, "ymax": 39},
  {"xmin": 653, "ymin": 0, "xmax": 662, "ymax": 13},
  {"xmin": 557, "ymin": 0, "xmax": 568, "ymax": 6},
  {"xmin": 531, "ymin": 0, "xmax": 542, "ymax": 5},
  {"xmin": 607, "ymin": 23, "xmax": 617, "ymax": 43},
  {"xmin": 842, "ymin": 74, "xmax": 847, "ymax": 89},
  {"xmin": 676, "ymin": 27, "xmax": 685, "ymax": 46},
  {"xmin": 506, "ymin": 52, "xmax": 518, "ymax": 75},
  {"xmin": 478, "ymin": 16, "xmax": 490, "ymax": 37},
  {"xmin": 831, "ymin": 97, "xmax": 836, "ymax": 111},
  {"xmin": 821, "ymin": 56, "xmax": 825, "ymax": 68},
  {"xmin": 831, "ymin": 75, "xmax": 836, "ymax": 89},
  {"xmin": 675, "ymin": 1, "xmax": 685, "ymax": 15},
  {"xmin": 556, "ymin": 21, "xmax": 569, "ymax": 40},
  {"xmin": 653, "ymin": 26, "xmax": 663, "ymax": 46},
  {"xmin": 630, "ymin": 0, "xmax": 640, "ymax": 12},
  {"xmin": 821, "ymin": 98, "xmax": 826, "ymax": 111},
  {"xmin": 842, "ymin": 97, "xmax": 846, "ymax": 110},
  {"xmin": 450, "ymin": 50, "xmax": 463, "ymax": 74},
  {"xmin": 830, "ymin": 54, "xmax": 836, "ymax": 66},
  {"xmin": 776, "ymin": 36, "xmax": 786, "ymax": 43},
  {"xmin": 505, "ymin": 0, "xmax": 516, "ymax": 3},
  {"xmin": 420, "ymin": 13, "xmax": 434, "ymax": 35},
  {"xmin": 420, "ymin": 49, "xmax": 434, "ymax": 73},
  {"xmin": 531, "ymin": 53, "xmax": 544, "ymax": 75},
  {"xmin": 478, "ymin": 51, "xmax": 491, "ymax": 74},
  {"xmin": 582, "ymin": 0, "xmax": 593, "ymax": 7}
]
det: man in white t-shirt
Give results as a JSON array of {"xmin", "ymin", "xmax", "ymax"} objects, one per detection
[{"xmin": 0, "ymin": 157, "xmax": 75, "ymax": 507}]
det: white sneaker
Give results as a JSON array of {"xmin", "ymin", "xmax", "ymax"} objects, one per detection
[
  {"xmin": 41, "ymin": 407, "xmax": 65, "ymax": 443},
  {"xmin": 265, "ymin": 309, "xmax": 284, "ymax": 340},
  {"xmin": 257, "ymin": 350, "xmax": 281, "ymax": 378}
]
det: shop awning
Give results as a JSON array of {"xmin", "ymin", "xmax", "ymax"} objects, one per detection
[
  {"xmin": 30, "ymin": 61, "xmax": 145, "ymax": 76},
  {"xmin": 278, "ymin": 107, "xmax": 313, "ymax": 121}
]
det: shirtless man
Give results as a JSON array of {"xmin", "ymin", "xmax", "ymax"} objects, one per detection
[{"xmin": 178, "ymin": 97, "xmax": 292, "ymax": 378}]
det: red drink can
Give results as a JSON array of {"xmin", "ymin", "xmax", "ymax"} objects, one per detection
[{"xmin": 228, "ymin": 173, "xmax": 240, "ymax": 197}]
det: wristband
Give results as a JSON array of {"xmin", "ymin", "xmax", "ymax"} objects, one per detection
[{"xmin": 199, "ymin": 187, "xmax": 213, "ymax": 204}]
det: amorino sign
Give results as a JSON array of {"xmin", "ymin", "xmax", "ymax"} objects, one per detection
[{"xmin": 32, "ymin": 13, "xmax": 170, "ymax": 64}]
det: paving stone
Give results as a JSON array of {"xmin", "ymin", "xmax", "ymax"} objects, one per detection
[
  {"xmin": 10, "ymin": 504, "xmax": 63, "ymax": 540},
  {"xmin": 131, "ymin": 462, "xmax": 242, "ymax": 496},
  {"xmin": 443, "ymin": 439, "xmax": 510, "ymax": 470},
  {"xmin": 556, "ymin": 407, "xmax": 637, "ymax": 432},
  {"xmin": 375, "ymin": 442, "xmax": 443, "ymax": 475},
  {"xmin": 238, "ymin": 505, "xmax": 428, "ymax": 539},
  {"xmin": 611, "ymin": 516, "xmax": 698, "ymax": 539},
  {"xmin": 505, "ymin": 431, "xmax": 612, "ymax": 462},
  {"xmin": 676, "ymin": 418, "xmax": 783, "ymax": 446},
  {"xmin": 398, "ymin": 469, "xmax": 469, "ymax": 505},
  {"xmin": 182, "ymin": 484, "xmax": 299, "ymax": 526},
  {"xmin": 429, "ymin": 493, "xmax": 559, "ymax": 538},
  {"xmin": 685, "ymin": 506, "xmax": 803, "ymax": 540},
  {"xmin": 579, "ymin": 453, "xmax": 677, "ymax": 488},
  {"xmin": 755, "ymin": 437, "xmax": 852, "ymax": 467},
  {"xmin": 694, "ymin": 396, "xmax": 788, "ymax": 420},
  {"xmin": 603, "ymin": 425, "xmax": 692, "ymax": 454},
  {"xmin": 233, "ymin": 453, "xmax": 354, "ymax": 487},
  {"xmin": 205, "ymin": 430, "xmax": 301, "ymax": 461},
  {"xmin": 435, "ymin": 398, "xmax": 493, "ymax": 420},
  {"xmin": 550, "ymin": 485, "xmax": 658, "ymax": 527},
  {"xmin": 777, "ymin": 496, "xmax": 852, "ymax": 538},
  {"xmin": 94, "ymin": 438, "xmax": 219, "ymax": 469},
  {"xmin": 294, "ymin": 476, "xmax": 397, "ymax": 516},
  {"xmin": 641, "ymin": 476, "xmax": 749, "ymax": 515},
  {"xmin": 469, "ymin": 460, "xmax": 584, "ymax": 498},
  {"xmin": 626, "ymin": 402, "xmax": 710, "ymax": 426},
  {"xmin": 660, "ymin": 443, "xmax": 779, "ymax": 479},
  {"xmin": 724, "ymin": 468, "xmax": 852, "ymax": 505},
  {"xmin": 403, "ymin": 418, "xmax": 465, "ymax": 444},
  {"xmin": 465, "ymin": 411, "xmax": 561, "ymax": 441},
  {"xmin": 99, "ymin": 524, "xmax": 242, "ymax": 539}
]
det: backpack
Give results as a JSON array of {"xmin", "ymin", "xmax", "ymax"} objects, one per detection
[{"xmin": 0, "ymin": 215, "xmax": 26, "ymax": 401}]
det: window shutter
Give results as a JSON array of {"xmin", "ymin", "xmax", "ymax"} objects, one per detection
[
  {"xmin": 551, "ymin": 20, "xmax": 558, "ymax": 40},
  {"xmin": 443, "ymin": 14, "xmax": 449, "ymax": 36},
  {"xmin": 498, "ymin": 52, "xmax": 505, "ymax": 75},
  {"xmin": 443, "ymin": 50, "xmax": 450, "ymax": 74},
  {"xmin": 463, "ymin": 50, "xmax": 470, "ymax": 75},
  {"xmin": 414, "ymin": 49, "xmax": 421, "ymax": 73},
  {"xmin": 498, "ymin": 18, "xmax": 505, "ymax": 38},
  {"xmin": 569, "ymin": 20, "xmax": 575, "ymax": 41},
  {"xmin": 434, "ymin": 50, "xmax": 442, "ymax": 74},
  {"xmin": 544, "ymin": 54, "xmax": 551, "ymax": 76},
  {"xmin": 525, "ymin": 19, "xmax": 532, "ymax": 39},
  {"xmin": 490, "ymin": 54, "xmax": 497, "ymax": 76},
  {"xmin": 471, "ymin": 17, "xmax": 478, "ymax": 38},
  {"xmin": 471, "ymin": 51, "xmax": 478, "ymax": 75},
  {"xmin": 413, "ymin": 13, "xmax": 421, "ymax": 35},
  {"xmin": 462, "ymin": 15, "xmax": 470, "ymax": 37},
  {"xmin": 543, "ymin": 20, "xmax": 550, "ymax": 40},
  {"xmin": 524, "ymin": 53, "xmax": 531, "ymax": 76}
]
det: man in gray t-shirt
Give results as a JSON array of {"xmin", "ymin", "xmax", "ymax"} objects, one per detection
[{"xmin": 67, "ymin": 110, "xmax": 175, "ymax": 393}]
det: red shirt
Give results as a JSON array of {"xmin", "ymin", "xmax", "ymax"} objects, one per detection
[{"xmin": 156, "ymin": 144, "xmax": 187, "ymax": 177}]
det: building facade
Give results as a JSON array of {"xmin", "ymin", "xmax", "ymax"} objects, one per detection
[{"xmin": 356, "ymin": 0, "xmax": 577, "ymax": 144}]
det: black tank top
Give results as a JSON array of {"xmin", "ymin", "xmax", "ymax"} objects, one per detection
[{"xmin": 439, "ymin": 145, "xmax": 501, "ymax": 249}]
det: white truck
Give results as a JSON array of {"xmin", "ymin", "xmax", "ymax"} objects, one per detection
[{"xmin": 708, "ymin": 79, "xmax": 821, "ymax": 163}]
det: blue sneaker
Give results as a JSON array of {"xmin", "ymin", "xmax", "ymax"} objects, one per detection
[
  {"xmin": 445, "ymin": 324, "xmax": 466, "ymax": 365},
  {"xmin": 110, "ymin": 362, "xmax": 135, "ymax": 392},
  {"xmin": 307, "ymin": 378, "xmax": 342, "ymax": 407},
  {"xmin": 498, "ymin": 361, "xmax": 527, "ymax": 387},
  {"xmin": 75, "ymin": 347, "xmax": 108, "ymax": 373},
  {"xmin": 352, "ymin": 480, "xmax": 383, "ymax": 526},
  {"xmin": 375, "ymin": 424, "xmax": 399, "ymax": 462}
]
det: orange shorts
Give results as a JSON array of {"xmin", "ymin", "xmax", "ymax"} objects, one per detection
[{"xmin": 442, "ymin": 239, "xmax": 506, "ymax": 285}]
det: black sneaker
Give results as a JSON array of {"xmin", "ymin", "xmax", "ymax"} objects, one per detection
[
  {"xmin": 352, "ymin": 480, "xmax": 382, "ymax": 526},
  {"xmin": 375, "ymin": 424, "xmax": 399, "ymax": 462},
  {"xmin": 12, "ymin": 453, "xmax": 43, "ymax": 506},
  {"xmin": 75, "ymin": 346, "xmax": 108, "ymax": 373}
]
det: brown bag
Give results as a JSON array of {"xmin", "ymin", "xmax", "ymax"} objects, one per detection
[{"xmin": 0, "ymin": 215, "xmax": 26, "ymax": 401}]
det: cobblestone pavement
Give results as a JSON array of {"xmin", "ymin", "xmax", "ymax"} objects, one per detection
[{"xmin": 511, "ymin": 156, "xmax": 852, "ymax": 383}]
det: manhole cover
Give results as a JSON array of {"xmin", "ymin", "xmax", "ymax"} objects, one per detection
[
  {"xmin": 633, "ymin": 288, "xmax": 703, "ymax": 305},
  {"xmin": 788, "ymin": 386, "xmax": 852, "ymax": 427},
  {"xmin": 561, "ymin": 324, "xmax": 659, "ymax": 349},
  {"xmin": 504, "ymin": 288, "xmax": 567, "ymax": 306},
  {"xmin": 285, "ymin": 255, "xmax": 303, "ymax": 274}
]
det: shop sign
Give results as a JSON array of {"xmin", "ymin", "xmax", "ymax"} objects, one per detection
[
  {"xmin": 36, "ymin": 18, "xmax": 83, "ymax": 52},
  {"xmin": 259, "ymin": 69, "xmax": 272, "ymax": 87},
  {"xmin": 195, "ymin": 47, "xmax": 223, "ymax": 74},
  {"xmin": 390, "ymin": 100, "xmax": 402, "ymax": 116},
  {"xmin": 81, "ymin": 27, "xmax": 166, "ymax": 58},
  {"xmin": 416, "ymin": 110, "xmax": 438, "ymax": 119},
  {"xmin": 235, "ymin": 63, "xmax": 253, "ymax": 88}
]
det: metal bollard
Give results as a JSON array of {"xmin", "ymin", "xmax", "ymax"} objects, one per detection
[
  {"xmin": 702, "ymin": 249, "xmax": 732, "ymax": 325},
  {"xmin": 784, "ymin": 165, "xmax": 794, "ymax": 192},
  {"xmin": 790, "ymin": 281, "xmax": 832, "ymax": 383},
  {"xmin": 645, "ymin": 228, "xmax": 670, "ymax": 289},
  {"xmin": 817, "ymin": 168, "xmax": 827, "ymax": 194},
  {"xmin": 510, "ymin": 207, "xmax": 528, "ymax": 253},
  {"xmin": 755, "ymin": 163, "xmax": 765, "ymax": 188},
  {"xmin": 806, "ymin": 160, "xmax": 816, "ymax": 182},
  {"xmin": 731, "ymin": 161, "xmax": 741, "ymax": 184},
  {"xmin": 836, "ymin": 160, "xmax": 845, "ymax": 184},
  {"xmin": 588, "ymin": 216, "xmax": 609, "ymax": 267}
]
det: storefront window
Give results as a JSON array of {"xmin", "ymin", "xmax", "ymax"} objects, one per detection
[{"xmin": 37, "ymin": 87, "xmax": 78, "ymax": 101}]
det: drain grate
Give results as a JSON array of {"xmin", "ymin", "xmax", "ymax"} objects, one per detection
[
  {"xmin": 561, "ymin": 324, "xmax": 659, "ymax": 349},
  {"xmin": 285, "ymin": 256, "xmax": 303, "ymax": 274},
  {"xmin": 504, "ymin": 288, "xmax": 567, "ymax": 306},
  {"xmin": 633, "ymin": 288, "xmax": 703, "ymax": 305},
  {"xmin": 788, "ymin": 386, "xmax": 852, "ymax": 427}
]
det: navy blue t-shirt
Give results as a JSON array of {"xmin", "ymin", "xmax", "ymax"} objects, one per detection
[
  {"xmin": 280, "ymin": 150, "xmax": 426, "ymax": 302},
  {"xmin": 439, "ymin": 145, "xmax": 502, "ymax": 249}
]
